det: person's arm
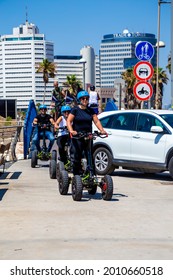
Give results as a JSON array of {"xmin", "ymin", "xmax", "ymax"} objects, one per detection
[
  {"xmin": 54, "ymin": 116, "xmax": 62, "ymax": 129},
  {"xmin": 61, "ymin": 88, "xmax": 66, "ymax": 98},
  {"xmin": 33, "ymin": 117, "xmax": 38, "ymax": 125},
  {"xmin": 66, "ymin": 113, "xmax": 77, "ymax": 135},
  {"xmin": 93, "ymin": 115, "xmax": 107, "ymax": 134},
  {"xmin": 50, "ymin": 117, "xmax": 55, "ymax": 126}
]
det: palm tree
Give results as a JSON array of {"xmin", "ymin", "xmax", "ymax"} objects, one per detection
[
  {"xmin": 121, "ymin": 68, "xmax": 141, "ymax": 109},
  {"xmin": 151, "ymin": 67, "xmax": 169, "ymax": 109},
  {"xmin": 36, "ymin": 59, "xmax": 56, "ymax": 103},
  {"xmin": 63, "ymin": 74, "xmax": 82, "ymax": 97},
  {"xmin": 166, "ymin": 54, "xmax": 171, "ymax": 74}
]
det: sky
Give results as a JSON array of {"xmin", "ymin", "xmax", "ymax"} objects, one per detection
[{"xmin": 0, "ymin": 0, "xmax": 171, "ymax": 105}]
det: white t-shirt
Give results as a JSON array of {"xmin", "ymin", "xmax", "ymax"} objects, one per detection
[
  {"xmin": 58, "ymin": 116, "xmax": 68, "ymax": 137},
  {"xmin": 89, "ymin": 91, "xmax": 98, "ymax": 105}
]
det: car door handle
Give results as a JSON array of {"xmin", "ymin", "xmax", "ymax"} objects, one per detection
[
  {"xmin": 106, "ymin": 130, "xmax": 112, "ymax": 135},
  {"xmin": 132, "ymin": 134, "xmax": 140, "ymax": 139}
]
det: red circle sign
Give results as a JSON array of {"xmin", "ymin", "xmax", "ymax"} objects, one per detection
[
  {"xmin": 133, "ymin": 61, "xmax": 154, "ymax": 81},
  {"xmin": 133, "ymin": 81, "xmax": 153, "ymax": 101}
]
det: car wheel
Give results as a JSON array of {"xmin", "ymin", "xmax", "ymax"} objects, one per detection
[
  {"xmin": 94, "ymin": 147, "xmax": 114, "ymax": 175},
  {"xmin": 168, "ymin": 157, "xmax": 173, "ymax": 179}
]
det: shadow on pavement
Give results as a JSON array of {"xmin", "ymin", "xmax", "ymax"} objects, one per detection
[
  {"xmin": 0, "ymin": 188, "xmax": 8, "ymax": 201},
  {"xmin": 0, "ymin": 171, "xmax": 22, "ymax": 180},
  {"xmin": 111, "ymin": 169, "xmax": 173, "ymax": 182}
]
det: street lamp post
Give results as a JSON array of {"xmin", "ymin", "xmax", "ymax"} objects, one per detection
[
  {"xmin": 79, "ymin": 58, "xmax": 86, "ymax": 90},
  {"xmin": 156, "ymin": 0, "xmax": 171, "ymax": 109},
  {"xmin": 171, "ymin": 0, "xmax": 173, "ymax": 107},
  {"xmin": 156, "ymin": 0, "xmax": 161, "ymax": 109}
]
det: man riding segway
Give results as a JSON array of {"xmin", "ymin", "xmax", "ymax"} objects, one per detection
[{"xmin": 32, "ymin": 104, "xmax": 55, "ymax": 158}]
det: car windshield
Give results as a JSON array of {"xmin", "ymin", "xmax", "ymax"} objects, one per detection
[{"xmin": 160, "ymin": 114, "xmax": 173, "ymax": 128}]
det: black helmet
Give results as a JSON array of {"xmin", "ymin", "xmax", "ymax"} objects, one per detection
[{"xmin": 90, "ymin": 85, "xmax": 95, "ymax": 91}]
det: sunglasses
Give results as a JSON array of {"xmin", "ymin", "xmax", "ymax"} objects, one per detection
[{"xmin": 81, "ymin": 97, "xmax": 89, "ymax": 101}]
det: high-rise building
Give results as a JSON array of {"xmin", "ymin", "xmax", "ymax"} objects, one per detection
[
  {"xmin": 99, "ymin": 29, "xmax": 157, "ymax": 88},
  {"xmin": 54, "ymin": 45, "xmax": 96, "ymax": 90},
  {"xmin": 0, "ymin": 20, "xmax": 54, "ymax": 110},
  {"xmin": 54, "ymin": 55, "xmax": 82, "ymax": 86},
  {"xmin": 80, "ymin": 45, "xmax": 95, "ymax": 87}
]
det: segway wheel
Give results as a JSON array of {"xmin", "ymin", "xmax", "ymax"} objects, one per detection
[
  {"xmin": 51, "ymin": 149, "xmax": 57, "ymax": 161},
  {"xmin": 31, "ymin": 150, "xmax": 37, "ymax": 168},
  {"xmin": 101, "ymin": 175, "xmax": 113, "ymax": 200},
  {"xmin": 58, "ymin": 170, "xmax": 69, "ymax": 195},
  {"xmin": 72, "ymin": 175, "xmax": 83, "ymax": 201},
  {"xmin": 49, "ymin": 159, "xmax": 56, "ymax": 179},
  {"xmin": 56, "ymin": 161, "xmax": 65, "ymax": 180}
]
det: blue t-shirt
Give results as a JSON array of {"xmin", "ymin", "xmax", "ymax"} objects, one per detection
[{"xmin": 70, "ymin": 106, "xmax": 95, "ymax": 132}]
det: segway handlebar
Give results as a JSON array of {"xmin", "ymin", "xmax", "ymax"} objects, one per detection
[{"xmin": 70, "ymin": 131, "xmax": 108, "ymax": 140}]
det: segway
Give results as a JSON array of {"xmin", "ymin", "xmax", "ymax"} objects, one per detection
[
  {"xmin": 31, "ymin": 124, "xmax": 57, "ymax": 173},
  {"xmin": 58, "ymin": 131, "xmax": 114, "ymax": 201}
]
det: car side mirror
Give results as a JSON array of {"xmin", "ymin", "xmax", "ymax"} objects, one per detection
[{"xmin": 150, "ymin": 126, "xmax": 163, "ymax": 133}]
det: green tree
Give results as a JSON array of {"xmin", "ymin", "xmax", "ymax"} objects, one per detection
[
  {"xmin": 63, "ymin": 74, "xmax": 82, "ymax": 97},
  {"xmin": 151, "ymin": 67, "xmax": 169, "ymax": 109},
  {"xmin": 121, "ymin": 68, "xmax": 141, "ymax": 109},
  {"xmin": 36, "ymin": 59, "xmax": 56, "ymax": 103},
  {"xmin": 166, "ymin": 54, "xmax": 171, "ymax": 74}
]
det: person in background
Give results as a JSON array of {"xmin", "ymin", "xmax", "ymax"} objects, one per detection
[
  {"xmin": 54, "ymin": 105, "xmax": 71, "ymax": 165},
  {"xmin": 89, "ymin": 85, "xmax": 100, "ymax": 115},
  {"xmin": 51, "ymin": 80, "xmax": 66, "ymax": 119},
  {"xmin": 32, "ymin": 105, "xmax": 55, "ymax": 155},
  {"xmin": 64, "ymin": 89, "xmax": 76, "ymax": 106},
  {"xmin": 66, "ymin": 90, "xmax": 106, "ymax": 176}
]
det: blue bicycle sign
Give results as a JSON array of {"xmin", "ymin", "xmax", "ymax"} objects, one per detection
[{"xmin": 135, "ymin": 41, "xmax": 155, "ymax": 61}]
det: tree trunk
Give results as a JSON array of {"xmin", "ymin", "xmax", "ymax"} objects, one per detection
[{"xmin": 43, "ymin": 83, "xmax": 46, "ymax": 104}]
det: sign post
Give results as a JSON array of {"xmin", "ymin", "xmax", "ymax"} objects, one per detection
[{"xmin": 134, "ymin": 41, "xmax": 155, "ymax": 106}]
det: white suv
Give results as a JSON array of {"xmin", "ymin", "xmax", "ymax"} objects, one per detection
[{"xmin": 93, "ymin": 109, "xmax": 173, "ymax": 178}]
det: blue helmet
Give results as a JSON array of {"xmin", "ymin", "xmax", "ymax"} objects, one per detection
[
  {"xmin": 61, "ymin": 105, "xmax": 71, "ymax": 113},
  {"xmin": 77, "ymin": 91, "xmax": 89, "ymax": 101},
  {"xmin": 39, "ymin": 104, "xmax": 47, "ymax": 110}
]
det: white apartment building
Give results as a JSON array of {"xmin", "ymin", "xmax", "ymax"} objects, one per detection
[
  {"xmin": 95, "ymin": 55, "xmax": 100, "ymax": 88},
  {"xmin": 0, "ymin": 20, "xmax": 54, "ymax": 110},
  {"xmin": 54, "ymin": 55, "xmax": 83, "ymax": 86}
]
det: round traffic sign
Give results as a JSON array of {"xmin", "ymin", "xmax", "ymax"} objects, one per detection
[
  {"xmin": 133, "ymin": 61, "xmax": 154, "ymax": 81},
  {"xmin": 135, "ymin": 41, "xmax": 155, "ymax": 61},
  {"xmin": 133, "ymin": 81, "xmax": 153, "ymax": 101}
]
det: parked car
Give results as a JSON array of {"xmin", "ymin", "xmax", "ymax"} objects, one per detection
[{"xmin": 93, "ymin": 109, "xmax": 173, "ymax": 178}]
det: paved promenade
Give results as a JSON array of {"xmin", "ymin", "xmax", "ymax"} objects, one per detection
[{"xmin": 0, "ymin": 158, "xmax": 173, "ymax": 260}]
